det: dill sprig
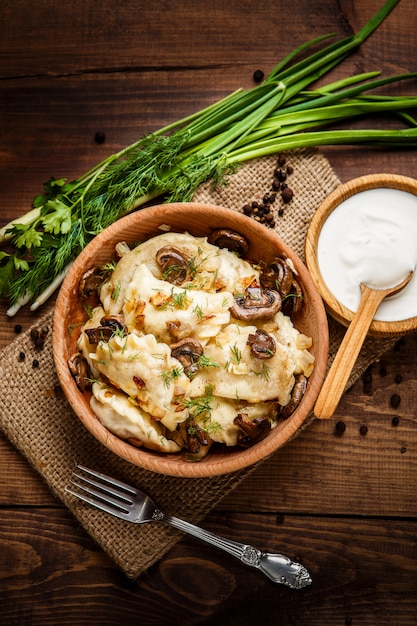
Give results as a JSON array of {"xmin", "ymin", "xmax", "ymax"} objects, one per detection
[{"xmin": 2, "ymin": 0, "xmax": 417, "ymax": 313}]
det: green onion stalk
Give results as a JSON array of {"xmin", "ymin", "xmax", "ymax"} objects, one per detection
[{"xmin": 1, "ymin": 0, "xmax": 417, "ymax": 314}]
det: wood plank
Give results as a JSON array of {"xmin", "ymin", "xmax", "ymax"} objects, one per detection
[
  {"xmin": 1, "ymin": 0, "xmax": 415, "ymax": 80},
  {"xmin": 0, "ymin": 508, "xmax": 416, "ymax": 626},
  {"xmin": 1, "ymin": 0, "xmax": 354, "ymax": 78}
]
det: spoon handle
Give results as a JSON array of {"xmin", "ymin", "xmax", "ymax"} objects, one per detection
[{"xmin": 314, "ymin": 284, "xmax": 386, "ymax": 419}]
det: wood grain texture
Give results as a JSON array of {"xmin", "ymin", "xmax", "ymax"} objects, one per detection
[{"xmin": 1, "ymin": 0, "xmax": 417, "ymax": 623}]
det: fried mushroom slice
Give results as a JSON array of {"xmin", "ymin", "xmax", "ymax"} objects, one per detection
[
  {"xmin": 100, "ymin": 315, "xmax": 128, "ymax": 335},
  {"xmin": 260, "ymin": 257, "xmax": 293, "ymax": 297},
  {"xmin": 84, "ymin": 315, "xmax": 128, "ymax": 344},
  {"xmin": 229, "ymin": 286, "xmax": 281, "ymax": 321},
  {"xmin": 208, "ymin": 229, "xmax": 249, "ymax": 257},
  {"xmin": 68, "ymin": 352, "xmax": 92, "ymax": 392},
  {"xmin": 282, "ymin": 279, "xmax": 303, "ymax": 315},
  {"xmin": 79, "ymin": 266, "xmax": 104, "ymax": 298},
  {"xmin": 170, "ymin": 338, "xmax": 204, "ymax": 377},
  {"xmin": 280, "ymin": 374, "xmax": 308, "ymax": 419},
  {"xmin": 246, "ymin": 329, "xmax": 276, "ymax": 359},
  {"xmin": 155, "ymin": 245, "xmax": 191, "ymax": 285},
  {"xmin": 182, "ymin": 421, "xmax": 213, "ymax": 462},
  {"xmin": 233, "ymin": 413, "xmax": 271, "ymax": 448}
]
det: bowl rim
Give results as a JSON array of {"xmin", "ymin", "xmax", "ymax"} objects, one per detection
[
  {"xmin": 53, "ymin": 202, "xmax": 329, "ymax": 477},
  {"xmin": 305, "ymin": 173, "xmax": 417, "ymax": 338}
]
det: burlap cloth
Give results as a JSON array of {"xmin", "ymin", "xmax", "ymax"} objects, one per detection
[{"xmin": 0, "ymin": 149, "xmax": 394, "ymax": 579}]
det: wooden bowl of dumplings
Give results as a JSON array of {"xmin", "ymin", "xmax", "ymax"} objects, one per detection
[{"xmin": 53, "ymin": 203, "xmax": 328, "ymax": 477}]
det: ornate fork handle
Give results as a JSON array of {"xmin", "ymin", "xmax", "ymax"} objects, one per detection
[{"xmin": 157, "ymin": 512, "xmax": 312, "ymax": 589}]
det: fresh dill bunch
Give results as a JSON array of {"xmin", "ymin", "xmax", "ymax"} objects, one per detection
[
  {"xmin": 82, "ymin": 130, "xmax": 191, "ymax": 222},
  {"xmin": 164, "ymin": 153, "xmax": 239, "ymax": 203}
]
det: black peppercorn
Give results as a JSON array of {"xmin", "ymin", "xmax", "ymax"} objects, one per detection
[
  {"xmin": 94, "ymin": 131, "xmax": 106, "ymax": 144},
  {"xmin": 275, "ymin": 168, "xmax": 287, "ymax": 182},
  {"xmin": 18, "ymin": 351, "xmax": 26, "ymax": 362},
  {"xmin": 253, "ymin": 69, "xmax": 264, "ymax": 83},
  {"xmin": 32, "ymin": 359, "xmax": 39, "ymax": 368},
  {"xmin": 391, "ymin": 416, "xmax": 400, "ymax": 427},
  {"xmin": 34, "ymin": 336, "xmax": 45, "ymax": 350},
  {"xmin": 390, "ymin": 393, "xmax": 401, "ymax": 409},
  {"xmin": 335, "ymin": 421, "xmax": 346, "ymax": 436},
  {"xmin": 395, "ymin": 374, "xmax": 403, "ymax": 384},
  {"xmin": 359, "ymin": 425, "xmax": 368, "ymax": 436},
  {"xmin": 14, "ymin": 324, "xmax": 22, "ymax": 334}
]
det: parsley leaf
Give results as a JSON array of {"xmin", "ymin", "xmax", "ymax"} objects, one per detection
[
  {"xmin": 11, "ymin": 223, "xmax": 43, "ymax": 249},
  {"xmin": 41, "ymin": 198, "xmax": 72, "ymax": 235},
  {"xmin": 0, "ymin": 252, "xmax": 30, "ymax": 296}
]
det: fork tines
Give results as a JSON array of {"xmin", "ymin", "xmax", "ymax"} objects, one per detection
[{"xmin": 65, "ymin": 464, "xmax": 135, "ymax": 517}]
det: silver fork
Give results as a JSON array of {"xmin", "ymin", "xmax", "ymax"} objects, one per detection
[{"xmin": 65, "ymin": 464, "xmax": 312, "ymax": 589}]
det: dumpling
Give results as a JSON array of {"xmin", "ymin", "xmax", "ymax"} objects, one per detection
[
  {"xmin": 90, "ymin": 332, "xmax": 190, "ymax": 431},
  {"xmin": 91, "ymin": 382, "xmax": 181, "ymax": 453}
]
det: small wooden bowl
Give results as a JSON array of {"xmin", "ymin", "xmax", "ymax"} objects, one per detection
[
  {"xmin": 53, "ymin": 202, "xmax": 329, "ymax": 477},
  {"xmin": 305, "ymin": 174, "xmax": 417, "ymax": 338}
]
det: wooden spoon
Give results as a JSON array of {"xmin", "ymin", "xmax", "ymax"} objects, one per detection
[{"xmin": 314, "ymin": 270, "xmax": 414, "ymax": 419}]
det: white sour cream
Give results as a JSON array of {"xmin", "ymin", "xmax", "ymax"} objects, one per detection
[{"xmin": 317, "ymin": 188, "xmax": 417, "ymax": 322}]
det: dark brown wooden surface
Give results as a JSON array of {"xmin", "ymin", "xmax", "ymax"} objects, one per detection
[{"xmin": 1, "ymin": 1, "xmax": 417, "ymax": 624}]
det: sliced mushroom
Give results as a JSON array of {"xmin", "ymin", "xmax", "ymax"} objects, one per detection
[
  {"xmin": 84, "ymin": 326, "xmax": 113, "ymax": 344},
  {"xmin": 247, "ymin": 329, "xmax": 276, "ymax": 359},
  {"xmin": 78, "ymin": 266, "xmax": 104, "ymax": 298},
  {"xmin": 282, "ymin": 279, "xmax": 303, "ymax": 315},
  {"xmin": 100, "ymin": 315, "xmax": 128, "ymax": 336},
  {"xmin": 233, "ymin": 413, "xmax": 271, "ymax": 448},
  {"xmin": 170, "ymin": 338, "xmax": 204, "ymax": 377},
  {"xmin": 183, "ymin": 421, "xmax": 212, "ymax": 461},
  {"xmin": 155, "ymin": 245, "xmax": 191, "ymax": 285},
  {"xmin": 260, "ymin": 257, "xmax": 293, "ymax": 297},
  {"xmin": 280, "ymin": 374, "xmax": 308, "ymax": 419},
  {"xmin": 68, "ymin": 353, "xmax": 91, "ymax": 392},
  {"xmin": 84, "ymin": 315, "xmax": 128, "ymax": 344},
  {"xmin": 229, "ymin": 286, "xmax": 281, "ymax": 321},
  {"xmin": 208, "ymin": 229, "xmax": 249, "ymax": 257}
]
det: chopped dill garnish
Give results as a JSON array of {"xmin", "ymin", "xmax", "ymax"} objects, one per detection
[
  {"xmin": 197, "ymin": 354, "xmax": 220, "ymax": 369},
  {"xmin": 161, "ymin": 366, "xmax": 184, "ymax": 387},
  {"xmin": 193, "ymin": 303, "xmax": 204, "ymax": 318},
  {"xmin": 111, "ymin": 280, "xmax": 122, "ymax": 301},
  {"xmin": 230, "ymin": 343, "xmax": 242, "ymax": 365},
  {"xmin": 251, "ymin": 363, "xmax": 271, "ymax": 381}
]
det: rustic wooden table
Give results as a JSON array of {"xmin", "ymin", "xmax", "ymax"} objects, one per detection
[{"xmin": 1, "ymin": 1, "xmax": 417, "ymax": 624}]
